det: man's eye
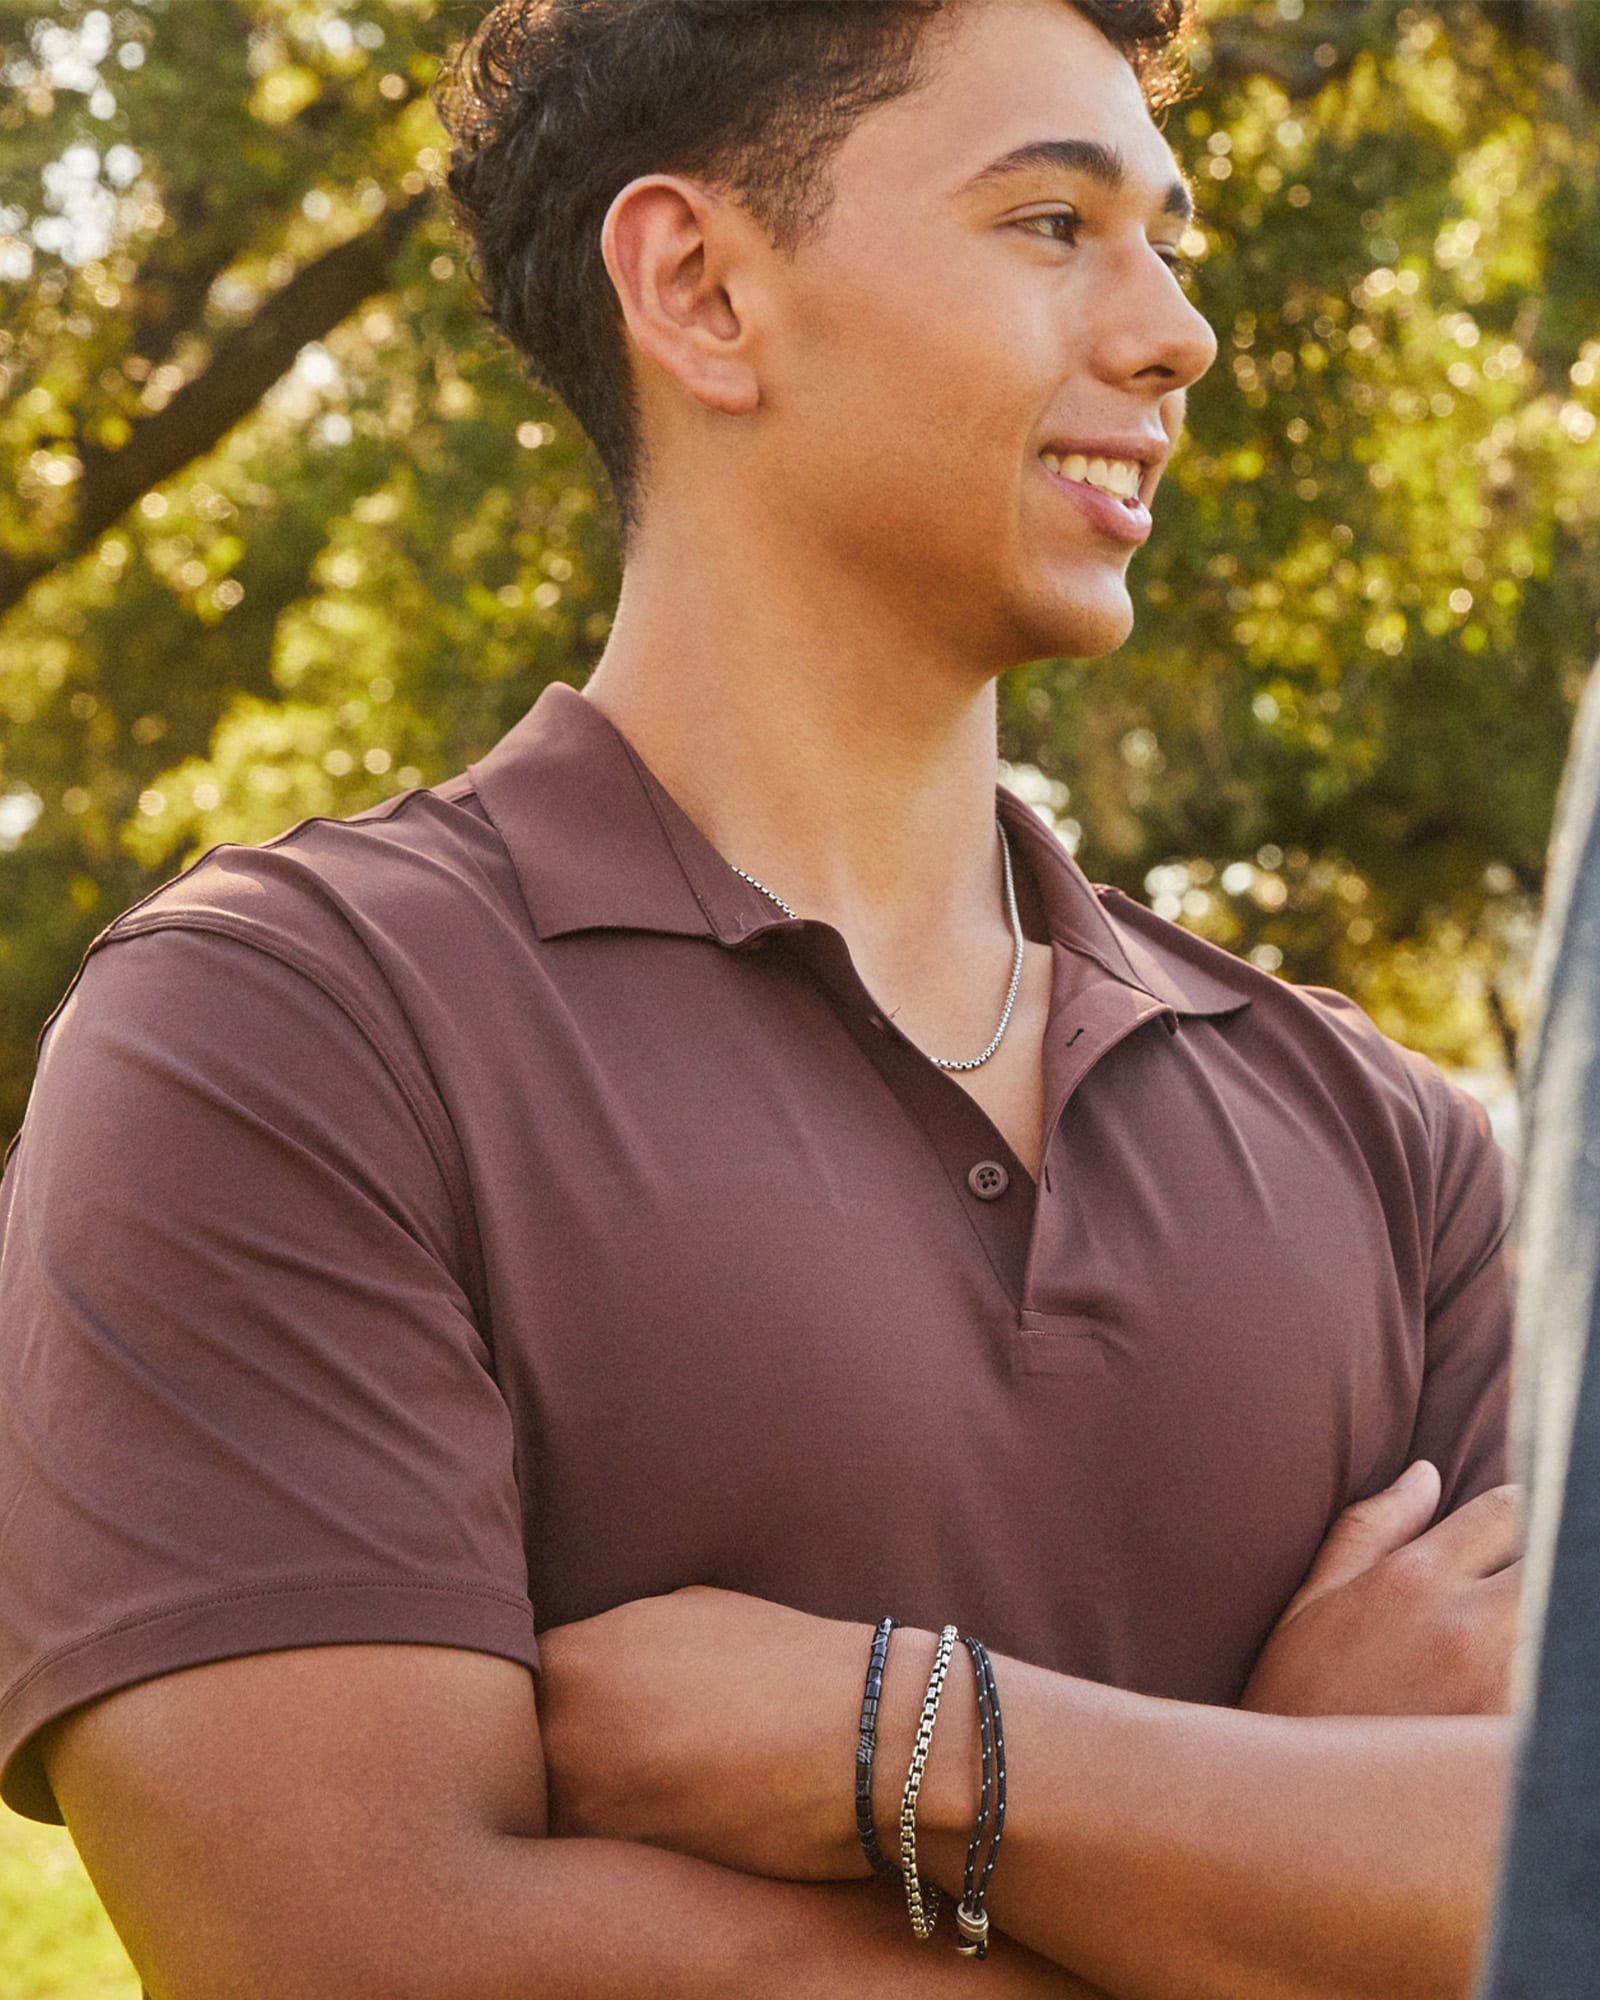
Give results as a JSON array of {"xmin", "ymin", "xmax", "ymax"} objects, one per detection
[
  {"xmin": 1020, "ymin": 215, "xmax": 1197, "ymax": 290},
  {"xmin": 1020, "ymin": 211, "xmax": 1081, "ymax": 245}
]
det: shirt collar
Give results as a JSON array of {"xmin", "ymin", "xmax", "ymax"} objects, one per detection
[
  {"xmin": 469, "ymin": 681, "xmax": 1252, "ymax": 1023},
  {"xmin": 469, "ymin": 681, "xmax": 799, "ymax": 946},
  {"xmin": 995, "ymin": 794, "xmax": 1253, "ymax": 1023}
]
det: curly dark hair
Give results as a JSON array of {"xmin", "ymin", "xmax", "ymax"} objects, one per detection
[{"xmin": 434, "ymin": 0, "xmax": 1197, "ymax": 536}]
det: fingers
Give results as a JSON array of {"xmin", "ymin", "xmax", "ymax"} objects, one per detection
[
  {"xmin": 1285, "ymin": 1459, "xmax": 1444, "ymax": 1616},
  {"xmin": 1415, "ymin": 1482, "xmax": 1524, "ymax": 1579}
]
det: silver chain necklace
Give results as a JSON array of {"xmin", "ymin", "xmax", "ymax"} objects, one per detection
[{"xmin": 730, "ymin": 818, "xmax": 1026, "ymax": 1072}]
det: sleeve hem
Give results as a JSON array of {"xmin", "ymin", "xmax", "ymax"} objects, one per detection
[{"xmin": 0, "ymin": 1573, "xmax": 539, "ymax": 1825}]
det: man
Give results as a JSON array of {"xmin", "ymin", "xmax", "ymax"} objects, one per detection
[
  {"xmin": 0, "ymin": 2, "xmax": 1519, "ymax": 1995},
  {"xmin": 1476, "ymin": 669, "xmax": 1600, "ymax": 1999}
]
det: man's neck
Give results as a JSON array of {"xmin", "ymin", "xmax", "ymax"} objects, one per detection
[{"xmin": 582, "ymin": 531, "xmax": 1013, "ymax": 969}]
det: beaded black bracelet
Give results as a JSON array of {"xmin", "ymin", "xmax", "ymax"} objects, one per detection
[
  {"xmin": 955, "ymin": 1635, "xmax": 1007, "ymax": 1958},
  {"xmin": 855, "ymin": 1616, "xmax": 902, "ymax": 1881}
]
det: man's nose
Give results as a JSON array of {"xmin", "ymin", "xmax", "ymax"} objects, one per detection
[{"xmin": 1093, "ymin": 243, "xmax": 1218, "ymax": 396}]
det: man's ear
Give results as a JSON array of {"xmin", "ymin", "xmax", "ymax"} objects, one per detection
[{"xmin": 601, "ymin": 175, "xmax": 762, "ymax": 418}]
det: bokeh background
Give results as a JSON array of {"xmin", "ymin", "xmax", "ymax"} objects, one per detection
[{"xmin": 2, "ymin": 0, "xmax": 1597, "ymax": 1990}]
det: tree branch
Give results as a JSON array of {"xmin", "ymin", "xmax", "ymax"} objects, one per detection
[
  {"xmin": 116, "ymin": 189, "xmax": 243, "ymax": 382},
  {"xmin": 1195, "ymin": 16, "xmax": 1365, "ymax": 100},
  {"xmin": 0, "ymin": 189, "xmax": 433, "ymax": 622}
]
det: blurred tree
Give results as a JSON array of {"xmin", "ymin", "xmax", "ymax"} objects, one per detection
[
  {"xmin": 999, "ymin": 0, "xmax": 1600, "ymax": 1077},
  {"xmin": 0, "ymin": 0, "xmax": 622, "ymax": 1137},
  {"xmin": 1, "ymin": 0, "xmax": 1596, "ymax": 1146}
]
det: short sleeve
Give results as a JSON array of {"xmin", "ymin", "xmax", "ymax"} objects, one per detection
[
  {"xmin": 0, "ymin": 927, "xmax": 537, "ymax": 1824},
  {"xmin": 1397, "ymin": 1049, "xmax": 1515, "ymax": 1511}
]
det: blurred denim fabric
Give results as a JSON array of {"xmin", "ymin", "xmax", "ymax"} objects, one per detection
[{"xmin": 1477, "ymin": 666, "xmax": 1600, "ymax": 1998}]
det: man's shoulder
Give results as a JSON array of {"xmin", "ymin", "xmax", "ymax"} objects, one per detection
[
  {"xmin": 1093, "ymin": 878, "xmax": 1393, "ymax": 1049},
  {"xmin": 1093, "ymin": 882, "xmax": 1491, "ymax": 1157},
  {"xmin": 24, "ymin": 775, "xmax": 529, "ymax": 1114},
  {"xmin": 94, "ymin": 773, "xmax": 521, "ymax": 985}
]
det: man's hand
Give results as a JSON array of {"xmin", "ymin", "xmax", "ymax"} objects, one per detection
[
  {"xmin": 538, "ymin": 1586, "xmax": 871, "ymax": 1879},
  {"xmin": 1241, "ymin": 1463, "xmax": 1522, "ymax": 1717}
]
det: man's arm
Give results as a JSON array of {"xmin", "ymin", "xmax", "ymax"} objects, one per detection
[
  {"xmin": 535, "ymin": 1474, "xmax": 1522, "ymax": 2000},
  {"xmin": 893, "ymin": 1472, "xmax": 1518, "ymax": 2000},
  {"xmin": 893, "ymin": 1636, "xmax": 1509, "ymax": 2000},
  {"xmin": 43, "ymin": 1642, "xmax": 1104, "ymax": 2000},
  {"xmin": 542, "ymin": 1603, "xmax": 1508, "ymax": 2000}
]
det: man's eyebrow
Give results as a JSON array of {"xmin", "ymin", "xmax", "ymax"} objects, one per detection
[{"xmin": 955, "ymin": 137, "xmax": 1194, "ymax": 223}]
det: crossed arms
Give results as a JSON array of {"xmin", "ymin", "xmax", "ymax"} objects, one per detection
[{"xmin": 44, "ymin": 1464, "xmax": 1518, "ymax": 2000}]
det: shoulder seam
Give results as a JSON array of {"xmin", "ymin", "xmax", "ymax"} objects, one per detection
[
  {"xmin": 16, "ymin": 787, "xmax": 468, "ymax": 1103},
  {"xmin": 115, "ymin": 788, "xmax": 451, "ymax": 941}
]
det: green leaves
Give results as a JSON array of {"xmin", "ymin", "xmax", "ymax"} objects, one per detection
[{"xmin": 1002, "ymin": 0, "xmax": 1599, "ymax": 1070}]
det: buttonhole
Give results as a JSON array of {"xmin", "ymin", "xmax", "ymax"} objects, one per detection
[{"xmin": 1066, "ymin": 1026, "xmax": 1085, "ymax": 1047}]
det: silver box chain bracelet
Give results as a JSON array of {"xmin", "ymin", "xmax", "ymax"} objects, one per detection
[{"xmin": 899, "ymin": 1623, "xmax": 959, "ymax": 1940}]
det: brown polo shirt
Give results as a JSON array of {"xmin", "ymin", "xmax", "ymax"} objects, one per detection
[{"xmin": 0, "ymin": 681, "xmax": 1511, "ymax": 1824}]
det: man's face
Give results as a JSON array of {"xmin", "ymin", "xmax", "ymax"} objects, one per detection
[{"xmin": 758, "ymin": 0, "xmax": 1218, "ymax": 667}]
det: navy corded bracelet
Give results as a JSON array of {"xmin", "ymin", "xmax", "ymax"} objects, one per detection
[
  {"xmin": 956, "ymin": 1635, "xmax": 1008, "ymax": 1958},
  {"xmin": 855, "ymin": 1616, "xmax": 901, "ymax": 1880}
]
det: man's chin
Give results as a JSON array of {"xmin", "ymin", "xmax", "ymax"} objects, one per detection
[{"xmin": 1015, "ymin": 578, "xmax": 1136, "ymax": 662}]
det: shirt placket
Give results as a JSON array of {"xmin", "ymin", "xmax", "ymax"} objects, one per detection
[
  {"xmin": 1012, "ymin": 941, "xmax": 1180, "ymax": 1353},
  {"xmin": 771, "ymin": 924, "xmax": 1038, "ymax": 1306}
]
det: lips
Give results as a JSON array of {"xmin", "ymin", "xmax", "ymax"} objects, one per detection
[{"xmin": 1038, "ymin": 456, "xmax": 1153, "ymax": 545}]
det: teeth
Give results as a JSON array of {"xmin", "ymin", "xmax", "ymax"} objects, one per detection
[{"xmin": 1042, "ymin": 451, "xmax": 1142, "ymax": 501}]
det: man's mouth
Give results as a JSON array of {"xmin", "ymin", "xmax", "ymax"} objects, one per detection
[{"xmin": 1039, "ymin": 451, "xmax": 1143, "ymax": 506}]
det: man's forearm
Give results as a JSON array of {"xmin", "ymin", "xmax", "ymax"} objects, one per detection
[
  {"xmin": 430, "ymin": 1837, "xmax": 1106, "ymax": 2000},
  {"xmin": 49, "ymin": 1641, "xmax": 1103, "ymax": 2000},
  {"xmin": 881, "ymin": 1633, "xmax": 1511, "ymax": 2000},
  {"xmin": 141, "ymin": 1830, "xmax": 1103, "ymax": 2000}
]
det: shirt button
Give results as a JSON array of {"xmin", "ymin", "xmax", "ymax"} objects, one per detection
[{"xmin": 967, "ymin": 1160, "xmax": 1009, "ymax": 1201}]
